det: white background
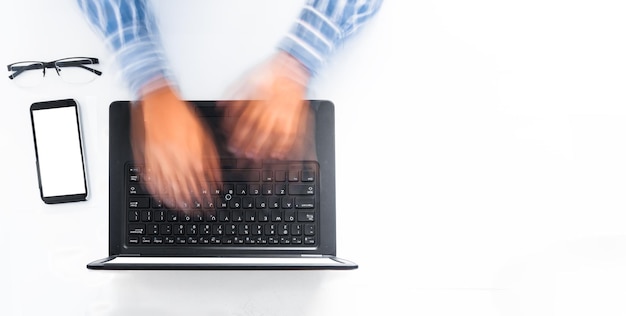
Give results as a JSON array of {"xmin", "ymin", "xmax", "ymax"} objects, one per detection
[{"xmin": 2, "ymin": 0, "xmax": 626, "ymax": 315}]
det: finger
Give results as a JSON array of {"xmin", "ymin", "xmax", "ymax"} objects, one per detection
[
  {"xmin": 224, "ymin": 99, "xmax": 253, "ymax": 155},
  {"xmin": 146, "ymin": 163, "xmax": 169, "ymax": 207},
  {"xmin": 270, "ymin": 127, "xmax": 297, "ymax": 159},
  {"xmin": 242, "ymin": 116, "xmax": 276, "ymax": 159},
  {"xmin": 189, "ymin": 157, "xmax": 205, "ymax": 208},
  {"xmin": 205, "ymin": 154, "xmax": 222, "ymax": 186},
  {"xmin": 269, "ymin": 101, "xmax": 303, "ymax": 159},
  {"xmin": 221, "ymin": 99, "xmax": 245, "ymax": 133},
  {"xmin": 229, "ymin": 102, "xmax": 261, "ymax": 153},
  {"xmin": 172, "ymin": 175, "xmax": 189, "ymax": 211},
  {"xmin": 286, "ymin": 101, "xmax": 311, "ymax": 159},
  {"xmin": 236, "ymin": 102, "xmax": 277, "ymax": 159}
]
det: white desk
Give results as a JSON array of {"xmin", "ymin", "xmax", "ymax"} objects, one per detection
[{"xmin": 2, "ymin": 1, "xmax": 626, "ymax": 315}]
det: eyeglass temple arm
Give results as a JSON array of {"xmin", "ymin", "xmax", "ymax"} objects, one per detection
[{"xmin": 75, "ymin": 64, "xmax": 103, "ymax": 76}]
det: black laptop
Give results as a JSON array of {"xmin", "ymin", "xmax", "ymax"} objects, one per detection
[{"xmin": 87, "ymin": 100, "xmax": 357, "ymax": 269}]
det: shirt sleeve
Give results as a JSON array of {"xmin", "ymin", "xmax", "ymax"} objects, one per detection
[
  {"xmin": 77, "ymin": 0, "xmax": 175, "ymax": 98},
  {"xmin": 277, "ymin": 0, "xmax": 384, "ymax": 77}
]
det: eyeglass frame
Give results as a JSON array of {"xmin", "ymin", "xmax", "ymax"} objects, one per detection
[{"xmin": 7, "ymin": 57, "xmax": 102, "ymax": 80}]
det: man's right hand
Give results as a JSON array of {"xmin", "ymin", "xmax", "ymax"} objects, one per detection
[{"xmin": 130, "ymin": 84, "xmax": 221, "ymax": 209}]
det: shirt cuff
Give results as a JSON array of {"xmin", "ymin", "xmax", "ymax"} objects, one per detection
[
  {"xmin": 114, "ymin": 39, "xmax": 176, "ymax": 99},
  {"xmin": 277, "ymin": 7, "xmax": 342, "ymax": 77}
]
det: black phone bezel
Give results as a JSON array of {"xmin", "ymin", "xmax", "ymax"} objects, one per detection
[{"xmin": 30, "ymin": 98, "xmax": 88, "ymax": 204}]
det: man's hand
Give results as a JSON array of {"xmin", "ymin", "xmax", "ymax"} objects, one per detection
[
  {"xmin": 223, "ymin": 51, "xmax": 312, "ymax": 160},
  {"xmin": 131, "ymin": 84, "xmax": 221, "ymax": 209}
]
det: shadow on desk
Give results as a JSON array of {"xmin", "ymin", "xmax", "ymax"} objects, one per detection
[
  {"xmin": 87, "ymin": 270, "xmax": 325, "ymax": 316},
  {"xmin": 492, "ymin": 235, "xmax": 626, "ymax": 315}
]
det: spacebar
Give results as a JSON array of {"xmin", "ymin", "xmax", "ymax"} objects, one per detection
[{"xmin": 221, "ymin": 170, "xmax": 260, "ymax": 182}]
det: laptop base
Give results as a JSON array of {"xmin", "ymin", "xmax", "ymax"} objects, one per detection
[{"xmin": 87, "ymin": 255, "xmax": 358, "ymax": 270}]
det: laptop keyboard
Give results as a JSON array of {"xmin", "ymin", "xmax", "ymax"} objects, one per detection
[{"xmin": 126, "ymin": 160, "xmax": 318, "ymax": 247}]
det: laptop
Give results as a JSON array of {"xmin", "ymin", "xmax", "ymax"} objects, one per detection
[{"xmin": 87, "ymin": 100, "xmax": 357, "ymax": 270}]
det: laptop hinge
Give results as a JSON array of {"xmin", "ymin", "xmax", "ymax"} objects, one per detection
[{"xmin": 300, "ymin": 254, "xmax": 323, "ymax": 257}]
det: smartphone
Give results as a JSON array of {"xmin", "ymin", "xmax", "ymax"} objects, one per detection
[{"xmin": 30, "ymin": 99, "xmax": 88, "ymax": 203}]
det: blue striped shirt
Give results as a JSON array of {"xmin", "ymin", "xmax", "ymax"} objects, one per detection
[{"xmin": 77, "ymin": 0, "xmax": 383, "ymax": 97}]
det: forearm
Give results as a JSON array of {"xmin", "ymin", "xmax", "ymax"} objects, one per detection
[
  {"xmin": 277, "ymin": 0, "xmax": 384, "ymax": 77},
  {"xmin": 77, "ymin": 0, "xmax": 175, "ymax": 98}
]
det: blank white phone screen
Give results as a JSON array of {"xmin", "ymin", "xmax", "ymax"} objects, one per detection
[{"xmin": 32, "ymin": 106, "xmax": 86, "ymax": 197}]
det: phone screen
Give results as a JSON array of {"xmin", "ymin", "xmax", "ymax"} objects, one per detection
[{"xmin": 30, "ymin": 99, "xmax": 87, "ymax": 203}]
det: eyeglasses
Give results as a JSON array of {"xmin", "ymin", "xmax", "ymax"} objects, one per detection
[{"xmin": 7, "ymin": 57, "xmax": 102, "ymax": 87}]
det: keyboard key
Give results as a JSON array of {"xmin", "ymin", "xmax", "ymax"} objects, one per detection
[
  {"xmin": 301, "ymin": 170, "xmax": 315, "ymax": 182},
  {"xmin": 295, "ymin": 197, "xmax": 315, "ymax": 209},
  {"xmin": 269, "ymin": 197, "xmax": 280, "ymax": 209},
  {"xmin": 236, "ymin": 184, "xmax": 247, "ymax": 195},
  {"xmin": 281, "ymin": 198, "xmax": 293, "ymax": 209},
  {"xmin": 128, "ymin": 210, "xmax": 139, "ymax": 222},
  {"xmin": 289, "ymin": 184, "xmax": 315, "ymax": 195},
  {"xmin": 193, "ymin": 211, "xmax": 204, "ymax": 222},
  {"xmin": 262, "ymin": 170, "xmax": 273, "ymax": 182},
  {"xmin": 275, "ymin": 183, "xmax": 287, "ymax": 195},
  {"xmin": 160, "ymin": 224, "xmax": 172, "ymax": 235},
  {"xmin": 186, "ymin": 224, "xmax": 198, "ymax": 235},
  {"xmin": 291, "ymin": 224, "xmax": 302, "ymax": 235},
  {"xmin": 203, "ymin": 197, "xmax": 215, "ymax": 209},
  {"xmin": 147, "ymin": 224, "xmax": 159, "ymax": 235},
  {"xmin": 181, "ymin": 213, "xmax": 192, "ymax": 222},
  {"xmin": 223, "ymin": 170, "xmax": 259, "ymax": 182},
  {"xmin": 154, "ymin": 210, "xmax": 166, "ymax": 222},
  {"xmin": 167, "ymin": 211, "xmax": 178, "ymax": 222},
  {"xmin": 249, "ymin": 184, "xmax": 260, "ymax": 195},
  {"xmin": 259, "ymin": 210, "xmax": 270, "ymax": 222},
  {"xmin": 128, "ymin": 224, "xmax": 145, "ymax": 235},
  {"xmin": 232, "ymin": 210, "xmax": 243, "ymax": 222},
  {"xmin": 221, "ymin": 159, "xmax": 237, "ymax": 169},
  {"xmin": 218, "ymin": 210, "xmax": 231, "ymax": 222},
  {"xmin": 205, "ymin": 211, "xmax": 217, "ymax": 222},
  {"xmin": 256, "ymin": 197, "xmax": 267, "ymax": 209},
  {"xmin": 252, "ymin": 224, "xmax": 263, "ymax": 235},
  {"xmin": 223, "ymin": 184, "xmax": 234, "ymax": 195},
  {"xmin": 298, "ymin": 211, "xmax": 315, "ymax": 222},
  {"xmin": 284, "ymin": 210, "xmax": 295, "ymax": 222},
  {"xmin": 128, "ymin": 184, "xmax": 148, "ymax": 195},
  {"xmin": 245, "ymin": 210, "xmax": 256, "ymax": 222},
  {"xmin": 129, "ymin": 197, "xmax": 149, "ymax": 208},
  {"xmin": 275, "ymin": 170, "xmax": 286, "ymax": 182},
  {"xmin": 271, "ymin": 210, "xmax": 283, "ymax": 222},
  {"xmin": 174, "ymin": 224, "xmax": 185, "ymax": 235},
  {"xmin": 140, "ymin": 210, "xmax": 152, "ymax": 222},
  {"xmin": 242, "ymin": 197, "xmax": 254, "ymax": 209},
  {"xmin": 304, "ymin": 224, "xmax": 315, "ymax": 236},
  {"xmin": 278, "ymin": 224, "xmax": 289, "ymax": 235},
  {"xmin": 264, "ymin": 224, "xmax": 276, "ymax": 235},
  {"xmin": 288, "ymin": 170, "xmax": 299, "ymax": 182},
  {"xmin": 200, "ymin": 224, "xmax": 211, "ymax": 235}
]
